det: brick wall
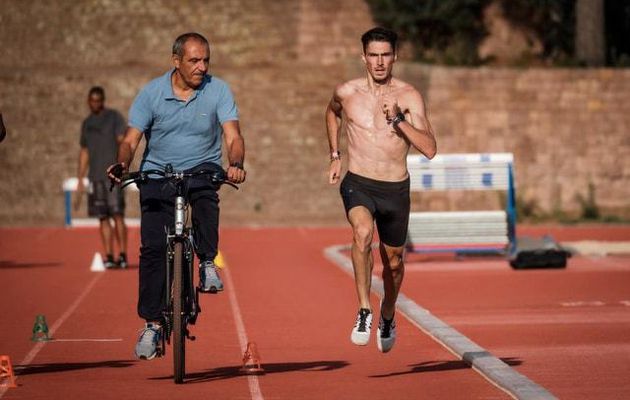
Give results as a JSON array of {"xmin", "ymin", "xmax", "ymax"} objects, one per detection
[
  {"xmin": 393, "ymin": 64, "xmax": 630, "ymax": 219},
  {"xmin": 0, "ymin": 0, "xmax": 373, "ymax": 226},
  {"xmin": 0, "ymin": 0, "xmax": 628, "ymax": 226}
]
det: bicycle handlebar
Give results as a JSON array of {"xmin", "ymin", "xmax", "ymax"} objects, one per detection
[{"xmin": 112, "ymin": 166, "xmax": 239, "ymax": 191}]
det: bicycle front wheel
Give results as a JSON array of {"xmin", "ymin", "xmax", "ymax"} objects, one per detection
[{"xmin": 173, "ymin": 241, "xmax": 186, "ymax": 384}]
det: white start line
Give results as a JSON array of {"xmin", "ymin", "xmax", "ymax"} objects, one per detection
[{"xmin": 560, "ymin": 300, "xmax": 630, "ymax": 307}]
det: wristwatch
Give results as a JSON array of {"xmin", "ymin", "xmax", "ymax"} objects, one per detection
[
  {"xmin": 330, "ymin": 150, "xmax": 341, "ymax": 162},
  {"xmin": 230, "ymin": 161, "xmax": 244, "ymax": 169},
  {"xmin": 391, "ymin": 112, "xmax": 405, "ymax": 127}
]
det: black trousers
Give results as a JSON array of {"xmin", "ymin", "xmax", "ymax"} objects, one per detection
[{"xmin": 137, "ymin": 176, "xmax": 220, "ymax": 321}]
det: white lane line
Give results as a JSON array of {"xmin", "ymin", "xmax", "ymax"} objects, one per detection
[
  {"xmin": 324, "ymin": 244, "xmax": 557, "ymax": 400},
  {"xmin": 48, "ymin": 339, "xmax": 123, "ymax": 342},
  {"xmin": 560, "ymin": 301, "xmax": 605, "ymax": 307},
  {"xmin": 223, "ymin": 262, "xmax": 264, "ymax": 400},
  {"xmin": 0, "ymin": 273, "xmax": 103, "ymax": 398}
]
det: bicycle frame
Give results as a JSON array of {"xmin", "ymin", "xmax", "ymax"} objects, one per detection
[{"xmin": 162, "ymin": 181, "xmax": 200, "ymax": 356}]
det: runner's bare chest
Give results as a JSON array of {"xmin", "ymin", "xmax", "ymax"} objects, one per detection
[{"xmin": 343, "ymin": 89, "xmax": 408, "ymax": 143}]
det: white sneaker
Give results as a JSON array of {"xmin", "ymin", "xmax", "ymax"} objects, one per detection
[
  {"xmin": 350, "ymin": 308, "xmax": 372, "ymax": 346},
  {"xmin": 199, "ymin": 260, "xmax": 224, "ymax": 293},
  {"xmin": 376, "ymin": 313, "xmax": 396, "ymax": 353}
]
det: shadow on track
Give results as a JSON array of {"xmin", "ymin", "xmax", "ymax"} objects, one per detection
[
  {"xmin": 15, "ymin": 360, "xmax": 137, "ymax": 375},
  {"xmin": 109, "ymin": 264, "xmax": 139, "ymax": 270},
  {"xmin": 150, "ymin": 360, "xmax": 350, "ymax": 383},
  {"xmin": 369, "ymin": 357, "xmax": 522, "ymax": 378},
  {"xmin": 0, "ymin": 260, "xmax": 62, "ymax": 269}
]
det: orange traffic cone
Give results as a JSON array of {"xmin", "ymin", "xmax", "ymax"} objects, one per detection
[
  {"xmin": 240, "ymin": 342, "xmax": 264, "ymax": 375},
  {"xmin": 0, "ymin": 355, "xmax": 17, "ymax": 388}
]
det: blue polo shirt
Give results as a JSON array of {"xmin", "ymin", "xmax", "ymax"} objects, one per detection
[{"xmin": 128, "ymin": 69, "xmax": 239, "ymax": 172}]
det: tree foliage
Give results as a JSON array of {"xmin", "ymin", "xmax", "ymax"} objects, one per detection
[
  {"xmin": 366, "ymin": 0, "xmax": 630, "ymax": 67},
  {"xmin": 365, "ymin": 0, "xmax": 491, "ymax": 65},
  {"xmin": 500, "ymin": 0, "xmax": 575, "ymax": 63},
  {"xmin": 605, "ymin": 0, "xmax": 630, "ymax": 66}
]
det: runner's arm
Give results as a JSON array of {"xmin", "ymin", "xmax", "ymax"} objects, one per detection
[
  {"xmin": 223, "ymin": 120, "xmax": 246, "ymax": 184},
  {"xmin": 326, "ymin": 91, "xmax": 343, "ymax": 154},
  {"xmin": 326, "ymin": 88, "xmax": 343, "ymax": 184},
  {"xmin": 396, "ymin": 91, "xmax": 437, "ymax": 159}
]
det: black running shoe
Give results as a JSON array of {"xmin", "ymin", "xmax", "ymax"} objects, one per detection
[
  {"xmin": 377, "ymin": 313, "xmax": 396, "ymax": 353},
  {"xmin": 118, "ymin": 253, "xmax": 128, "ymax": 269},
  {"xmin": 104, "ymin": 254, "xmax": 116, "ymax": 269}
]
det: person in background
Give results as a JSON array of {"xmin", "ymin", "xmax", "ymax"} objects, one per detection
[{"xmin": 75, "ymin": 86, "xmax": 128, "ymax": 268}]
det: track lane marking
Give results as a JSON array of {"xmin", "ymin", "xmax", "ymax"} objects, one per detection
[
  {"xmin": 324, "ymin": 244, "xmax": 557, "ymax": 400},
  {"xmin": 46, "ymin": 338, "xmax": 123, "ymax": 342},
  {"xmin": 223, "ymin": 260, "xmax": 264, "ymax": 400},
  {"xmin": 0, "ymin": 273, "xmax": 103, "ymax": 398}
]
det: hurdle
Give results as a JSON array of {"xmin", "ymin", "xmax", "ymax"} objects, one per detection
[
  {"xmin": 406, "ymin": 153, "xmax": 516, "ymax": 255},
  {"xmin": 62, "ymin": 177, "xmax": 140, "ymax": 227}
]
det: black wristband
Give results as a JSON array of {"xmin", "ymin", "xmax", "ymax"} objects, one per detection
[
  {"xmin": 230, "ymin": 162, "xmax": 244, "ymax": 169},
  {"xmin": 391, "ymin": 112, "xmax": 405, "ymax": 127}
]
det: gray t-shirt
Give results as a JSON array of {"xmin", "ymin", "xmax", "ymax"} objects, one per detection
[{"xmin": 80, "ymin": 108, "xmax": 126, "ymax": 181}]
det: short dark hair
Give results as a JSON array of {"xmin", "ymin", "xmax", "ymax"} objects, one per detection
[
  {"xmin": 88, "ymin": 86, "xmax": 105, "ymax": 99},
  {"xmin": 172, "ymin": 32, "xmax": 209, "ymax": 58},
  {"xmin": 361, "ymin": 27, "xmax": 398, "ymax": 53}
]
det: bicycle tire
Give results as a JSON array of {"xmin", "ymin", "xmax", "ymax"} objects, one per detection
[{"xmin": 173, "ymin": 241, "xmax": 186, "ymax": 384}]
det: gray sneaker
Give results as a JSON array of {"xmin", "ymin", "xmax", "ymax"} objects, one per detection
[
  {"xmin": 199, "ymin": 260, "xmax": 223, "ymax": 293},
  {"xmin": 134, "ymin": 322, "xmax": 162, "ymax": 360}
]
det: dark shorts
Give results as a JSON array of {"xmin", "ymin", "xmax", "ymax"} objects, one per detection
[
  {"xmin": 88, "ymin": 180, "xmax": 125, "ymax": 219},
  {"xmin": 340, "ymin": 171, "xmax": 410, "ymax": 247}
]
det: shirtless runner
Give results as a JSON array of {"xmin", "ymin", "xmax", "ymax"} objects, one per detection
[{"xmin": 326, "ymin": 27, "xmax": 437, "ymax": 353}]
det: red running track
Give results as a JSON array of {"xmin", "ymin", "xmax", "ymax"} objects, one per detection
[{"xmin": 0, "ymin": 225, "xmax": 629, "ymax": 399}]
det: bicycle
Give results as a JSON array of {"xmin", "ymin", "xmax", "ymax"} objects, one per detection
[{"xmin": 115, "ymin": 163, "xmax": 238, "ymax": 383}]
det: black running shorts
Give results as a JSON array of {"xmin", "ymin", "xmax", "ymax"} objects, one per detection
[
  {"xmin": 88, "ymin": 180, "xmax": 125, "ymax": 219},
  {"xmin": 340, "ymin": 171, "xmax": 410, "ymax": 247}
]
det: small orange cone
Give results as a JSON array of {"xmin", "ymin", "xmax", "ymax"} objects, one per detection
[
  {"xmin": 214, "ymin": 250, "xmax": 225, "ymax": 269},
  {"xmin": 0, "ymin": 355, "xmax": 17, "ymax": 388},
  {"xmin": 240, "ymin": 342, "xmax": 264, "ymax": 375}
]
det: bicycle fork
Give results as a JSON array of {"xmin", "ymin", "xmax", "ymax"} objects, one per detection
[{"xmin": 162, "ymin": 196, "xmax": 201, "ymax": 354}]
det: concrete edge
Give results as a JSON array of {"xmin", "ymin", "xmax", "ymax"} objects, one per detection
[{"xmin": 324, "ymin": 244, "xmax": 558, "ymax": 400}]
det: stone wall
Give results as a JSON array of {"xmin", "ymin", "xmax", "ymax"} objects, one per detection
[
  {"xmin": 393, "ymin": 64, "xmax": 630, "ymax": 218},
  {"xmin": 0, "ymin": 0, "xmax": 374, "ymax": 226},
  {"xmin": 1, "ymin": 0, "xmax": 628, "ymax": 226}
]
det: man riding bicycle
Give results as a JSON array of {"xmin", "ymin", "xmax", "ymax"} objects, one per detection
[{"xmin": 108, "ymin": 32, "xmax": 246, "ymax": 360}]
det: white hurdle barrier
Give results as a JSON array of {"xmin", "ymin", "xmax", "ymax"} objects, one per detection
[
  {"xmin": 62, "ymin": 177, "xmax": 140, "ymax": 227},
  {"xmin": 406, "ymin": 153, "xmax": 517, "ymax": 255}
]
